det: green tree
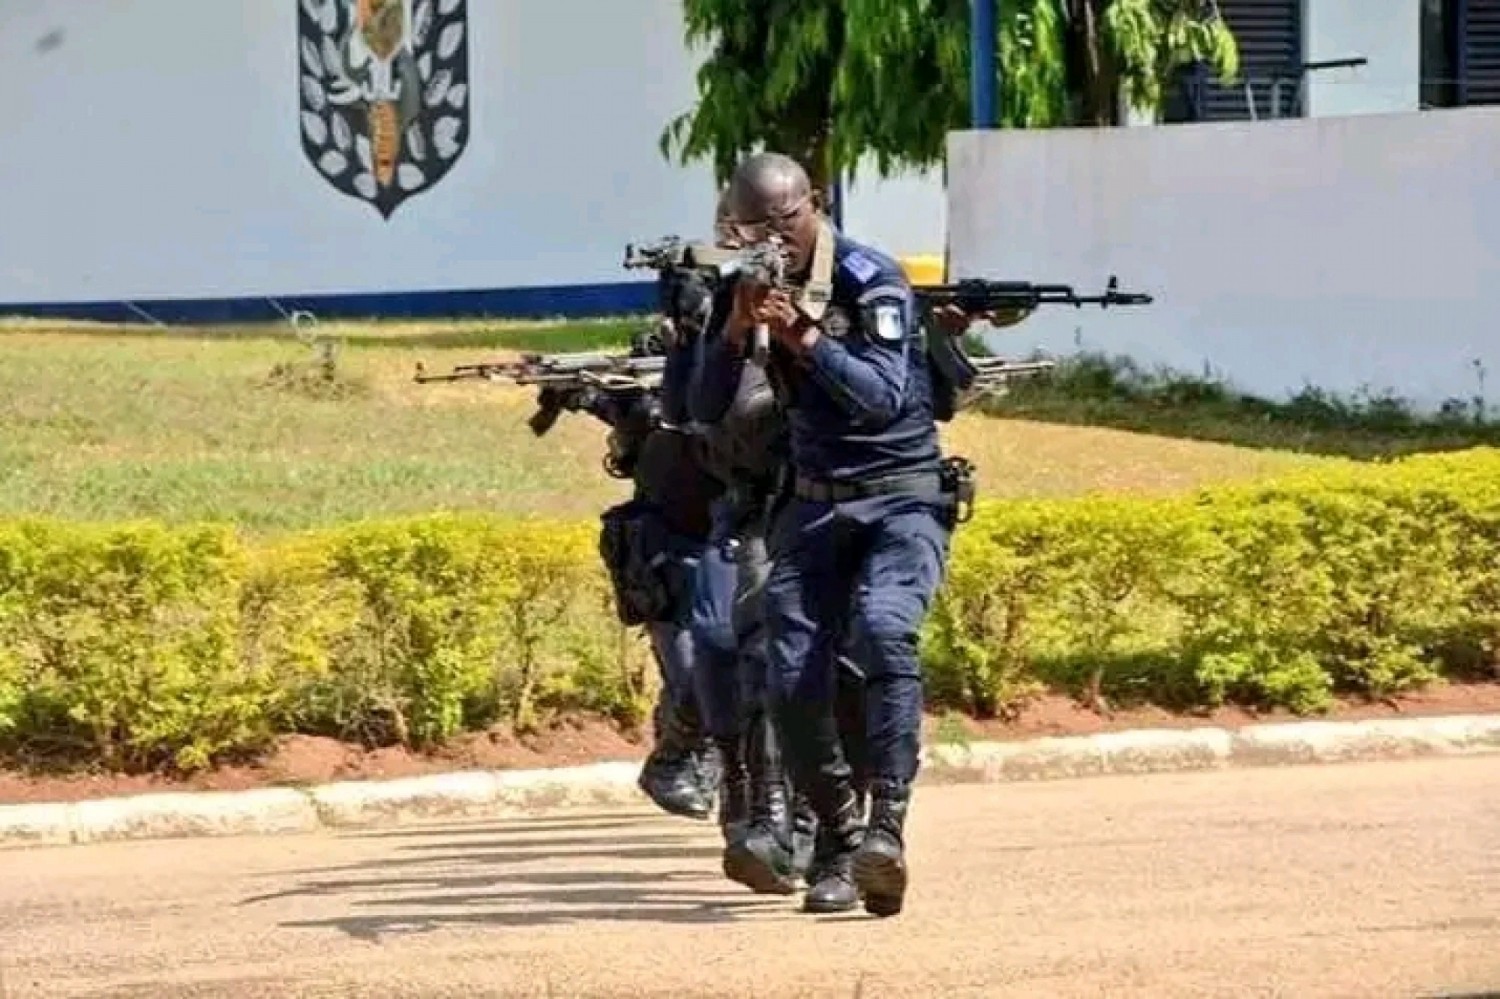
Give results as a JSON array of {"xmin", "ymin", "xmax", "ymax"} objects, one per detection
[
  {"xmin": 660, "ymin": 0, "xmax": 1239, "ymax": 185},
  {"xmin": 658, "ymin": 0, "xmax": 847, "ymax": 191}
]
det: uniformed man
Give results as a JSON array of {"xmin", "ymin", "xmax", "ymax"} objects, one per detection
[
  {"xmin": 593, "ymin": 284, "xmax": 725, "ymax": 822},
  {"xmin": 721, "ymin": 152, "xmax": 959, "ymax": 918},
  {"xmin": 659, "ymin": 193, "xmax": 811, "ymax": 895},
  {"xmin": 664, "ymin": 192, "xmax": 874, "ymax": 896}
]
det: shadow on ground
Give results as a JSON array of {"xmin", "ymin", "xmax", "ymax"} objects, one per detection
[{"xmin": 239, "ymin": 808, "xmax": 793, "ymax": 938}]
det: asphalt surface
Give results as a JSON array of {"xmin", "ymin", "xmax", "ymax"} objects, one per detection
[{"xmin": 1, "ymin": 757, "xmax": 1497, "ymax": 999}]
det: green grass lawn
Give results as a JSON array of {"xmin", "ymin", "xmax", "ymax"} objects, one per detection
[{"xmin": 0, "ymin": 318, "xmax": 1394, "ymax": 535}]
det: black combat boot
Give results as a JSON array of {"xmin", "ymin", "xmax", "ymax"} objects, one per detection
[
  {"xmin": 722, "ymin": 714, "xmax": 796, "ymax": 894},
  {"xmin": 714, "ymin": 737, "xmax": 751, "ymax": 847},
  {"xmin": 852, "ymin": 783, "xmax": 910, "ymax": 917},
  {"xmin": 694, "ymin": 738, "xmax": 723, "ymax": 806},
  {"xmin": 852, "ymin": 781, "xmax": 869, "ymax": 822},
  {"xmin": 637, "ymin": 696, "xmax": 712, "ymax": 820},
  {"xmin": 790, "ymin": 791, "xmax": 817, "ymax": 882},
  {"xmin": 801, "ymin": 786, "xmax": 864, "ymax": 915}
]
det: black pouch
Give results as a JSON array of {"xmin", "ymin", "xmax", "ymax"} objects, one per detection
[
  {"xmin": 938, "ymin": 455, "xmax": 978, "ymax": 528},
  {"xmin": 598, "ymin": 499, "xmax": 676, "ymax": 625}
]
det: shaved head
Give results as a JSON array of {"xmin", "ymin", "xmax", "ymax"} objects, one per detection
[
  {"xmin": 723, "ymin": 151, "xmax": 821, "ymax": 273},
  {"xmin": 726, "ymin": 152, "xmax": 811, "ymax": 223}
]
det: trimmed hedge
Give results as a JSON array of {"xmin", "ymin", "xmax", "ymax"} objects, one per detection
[{"xmin": 3, "ymin": 449, "xmax": 1500, "ymax": 773}]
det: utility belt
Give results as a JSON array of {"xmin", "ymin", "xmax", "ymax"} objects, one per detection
[{"xmin": 792, "ymin": 455, "xmax": 977, "ymax": 526}]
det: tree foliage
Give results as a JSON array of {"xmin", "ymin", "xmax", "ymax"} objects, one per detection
[
  {"xmin": 661, "ymin": 0, "xmax": 1240, "ymax": 184},
  {"xmin": 659, "ymin": 0, "xmax": 846, "ymax": 189}
]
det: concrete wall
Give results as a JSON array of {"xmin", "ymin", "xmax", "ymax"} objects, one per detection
[
  {"xmin": 841, "ymin": 166, "xmax": 947, "ymax": 260},
  {"xmin": 0, "ymin": 0, "xmax": 1455, "ymax": 322},
  {"xmin": 0, "ymin": 0, "xmax": 940, "ymax": 320},
  {"xmin": 946, "ymin": 107, "xmax": 1500, "ymax": 411},
  {"xmin": 1303, "ymin": 0, "xmax": 1421, "ymax": 116}
]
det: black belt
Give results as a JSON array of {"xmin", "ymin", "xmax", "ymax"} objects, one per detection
[{"xmin": 793, "ymin": 471, "xmax": 944, "ymax": 504}]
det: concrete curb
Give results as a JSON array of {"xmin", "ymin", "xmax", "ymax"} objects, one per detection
[{"xmin": 4, "ymin": 714, "xmax": 1500, "ymax": 849}]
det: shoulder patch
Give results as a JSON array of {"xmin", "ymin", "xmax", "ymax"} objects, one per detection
[
  {"xmin": 872, "ymin": 304, "xmax": 904, "ymax": 342},
  {"xmin": 840, "ymin": 251, "xmax": 880, "ymax": 284}
]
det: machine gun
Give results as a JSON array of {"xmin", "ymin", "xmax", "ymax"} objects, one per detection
[
  {"xmin": 916, "ymin": 275, "xmax": 1153, "ymax": 419},
  {"xmin": 413, "ymin": 338, "xmax": 667, "ymax": 438},
  {"xmin": 623, "ymin": 235, "xmax": 789, "ymax": 364}
]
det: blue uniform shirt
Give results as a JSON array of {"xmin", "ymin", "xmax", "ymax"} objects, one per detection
[{"xmin": 773, "ymin": 231, "xmax": 941, "ymax": 483}]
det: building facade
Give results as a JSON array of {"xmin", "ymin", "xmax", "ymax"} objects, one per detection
[{"xmin": 1167, "ymin": 0, "xmax": 1500, "ymax": 122}]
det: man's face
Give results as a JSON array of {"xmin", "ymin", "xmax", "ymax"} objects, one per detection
[{"xmin": 727, "ymin": 192, "xmax": 819, "ymax": 274}]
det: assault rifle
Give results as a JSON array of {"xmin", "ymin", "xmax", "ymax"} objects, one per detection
[
  {"xmin": 916, "ymin": 275, "xmax": 1153, "ymax": 418},
  {"xmin": 413, "ymin": 335, "xmax": 667, "ymax": 437},
  {"xmin": 623, "ymin": 236, "xmax": 785, "ymax": 286},
  {"xmin": 916, "ymin": 274, "xmax": 1154, "ymax": 316},
  {"xmin": 624, "ymin": 235, "xmax": 789, "ymax": 365}
]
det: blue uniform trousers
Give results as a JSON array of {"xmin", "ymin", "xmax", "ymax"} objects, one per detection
[
  {"xmin": 689, "ymin": 496, "xmax": 771, "ymax": 741},
  {"xmin": 645, "ymin": 535, "xmax": 706, "ymax": 732},
  {"xmin": 764, "ymin": 492, "xmax": 951, "ymax": 796},
  {"xmin": 692, "ymin": 496, "xmax": 870, "ymax": 783}
]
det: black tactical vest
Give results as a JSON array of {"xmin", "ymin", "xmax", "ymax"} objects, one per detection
[
  {"xmin": 631, "ymin": 425, "xmax": 721, "ymax": 541},
  {"xmin": 694, "ymin": 360, "xmax": 787, "ymax": 496}
]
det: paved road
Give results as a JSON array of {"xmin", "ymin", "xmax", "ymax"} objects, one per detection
[{"xmin": 2, "ymin": 758, "xmax": 1498, "ymax": 998}]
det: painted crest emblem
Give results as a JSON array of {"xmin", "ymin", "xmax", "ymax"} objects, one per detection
[{"xmin": 298, "ymin": 0, "xmax": 470, "ymax": 219}]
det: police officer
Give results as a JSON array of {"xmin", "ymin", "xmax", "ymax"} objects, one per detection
[
  {"xmin": 674, "ymin": 195, "xmax": 877, "ymax": 896},
  {"xmin": 658, "ymin": 194, "xmax": 812, "ymax": 895},
  {"xmin": 593, "ymin": 289, "xmax": 725, "ymax": 821},
  {"xmin": 721, "ymin": 152, "xmax": 958, "ymax": 918}
]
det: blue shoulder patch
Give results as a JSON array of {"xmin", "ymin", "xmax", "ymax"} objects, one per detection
[{"xmin": 840, "ymin": 250, "xmax": 880, "ymax": 285}]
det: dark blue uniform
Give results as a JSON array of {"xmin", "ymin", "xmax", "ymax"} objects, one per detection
[
  {"xmin": 662, "ymin": 278, "xmax": 811, "ymax": 891},
  {"xmin": 594, "ymin": 273, "xmax": 726, "ymax": 821},
  {"xmin": 677, "ymin": 316, "xmax": 783, "ymax": 748},
  {"xmin": 761, "ymin": 230, "xmax": 955, "ymax": 915},
  {"xmin": 681, "ymin": 312, "xmax": 870, "ymax": 788}
]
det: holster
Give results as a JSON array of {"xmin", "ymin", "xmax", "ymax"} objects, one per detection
[
  {"xmin": 598, "ymin": 499, "xmax": 686, "ymax": 625},
  {"xmin": 719, "ymin": 478, "xmax": 774, "ymax": 553}
]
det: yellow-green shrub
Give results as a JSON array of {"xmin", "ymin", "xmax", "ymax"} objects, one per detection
[
  {"xmin": 2, "ymin": 448, "xmax": 1499, "ymax": 773},
  {"xmin": 0, "ymin": 520, "xmax": 261, "ymax": 772},
  {"xmin": 256, "ymin": 515, "xmax": 635, "ymax": 748}
]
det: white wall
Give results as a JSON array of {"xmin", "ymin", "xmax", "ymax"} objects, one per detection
[
  {"xmin": 0, "ymin": 0, "xmax": 722, "ymax": 303},
  {"xmin": 946, "ymin": 108, "xmax": 1500, "ymax": 411},
  {"xmin": 841, "ymin": 166, "xmax": 947, "ymax": 260},
  {"xmin": 1303, "ymin": 0, "xmax": 1421, "ymax": 116},
  {"xmin": 0, "ymin": 0, "xmax": 943, "ymax": 311}
]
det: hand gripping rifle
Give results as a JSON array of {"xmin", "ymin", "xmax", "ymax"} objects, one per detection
[
  {"xmin": 917, "ymin": 275, "xmax": 1153, "ymax": 415},
  {"xmin": 413, "ymin": 335, "xmax": 667, "ymax": 437},
  {"xmin": 623, "ymin": 235, "xmax": 789, "ymax": 364}
]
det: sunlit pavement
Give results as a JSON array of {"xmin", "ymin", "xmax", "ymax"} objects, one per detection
[{"xmin": 1, "ymin": 757, "xmax": 1497, "ymax": 998}]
